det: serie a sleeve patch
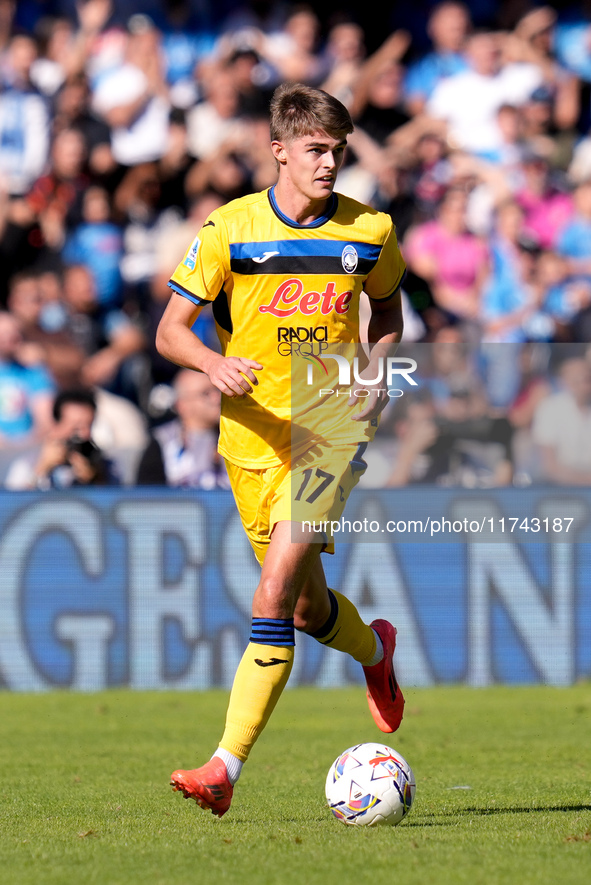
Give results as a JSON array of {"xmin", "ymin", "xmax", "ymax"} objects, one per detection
[{"xmin": 183, "ymin": 235, "xmax": 201, "ymax": 270}]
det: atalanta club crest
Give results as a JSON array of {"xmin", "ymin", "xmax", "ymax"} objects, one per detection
[{"xmin": 341, "ymin": 245, "xmax": 358, "ymax": 273}]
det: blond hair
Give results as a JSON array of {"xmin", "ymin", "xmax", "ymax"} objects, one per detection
[{"xmin": 269, "ymin": 82, "xmax": 353, "ymax": 143}]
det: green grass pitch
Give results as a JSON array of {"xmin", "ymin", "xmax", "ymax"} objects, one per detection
[{"xmin": 0, "ymin": 685, "xmax": 590, "ymax": 885}]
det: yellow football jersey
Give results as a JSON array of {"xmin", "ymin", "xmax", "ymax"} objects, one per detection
[{"xmin": 168, "ymin": 187, "xmax": 406, "ymax": 468}]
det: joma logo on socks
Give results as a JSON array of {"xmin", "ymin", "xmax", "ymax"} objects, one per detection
[{"xmin": 254, "ymin": 658, "xmax": 290, "ymax": 667}]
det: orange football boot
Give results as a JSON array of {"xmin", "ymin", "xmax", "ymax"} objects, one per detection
[
  {"xmin": 363, "ymin": 619, "xmax": 405, "ymax": 733},
  {"xmin": 170, "ymin": 757, "xmax": 233, "ymax": 818}
]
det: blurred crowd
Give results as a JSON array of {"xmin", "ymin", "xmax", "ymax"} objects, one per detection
[
  {"xmin": 363, "ymin": 338, "xmax": 591, "ymax": 488},
  {"xmin": 2, "ymin": 0, "xmax": 591, "ymax": 488}
]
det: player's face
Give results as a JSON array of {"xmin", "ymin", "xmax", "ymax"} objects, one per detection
[{"xmin": 273, "ymin": 131, "xmax": 347, "ymax": 205}]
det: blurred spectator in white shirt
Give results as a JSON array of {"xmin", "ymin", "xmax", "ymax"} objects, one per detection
[
  {"xmin": 91, "ymin": 16, "xmax": 170, "ymax": 167},
  {"xmin": 404, "ymin": 1, "xmax": 471, "ymax": 117},
  {"xmin": 532, "ymin": 354, "xmax": 591, "ymax": 483},
  {"xmin": 426, "ymin": 30, "xmax": 543, "ymax": 159},
  {"xmin": 0, "ymin": 33, "xmax": 50, "ymax": 196},
  {"xmin": 136, "ymin": 368, "xmax": 229, "ymax": 489},
  {"xmin": 186, "ymin": 69, "xmax": 243, "ymax": 161}
]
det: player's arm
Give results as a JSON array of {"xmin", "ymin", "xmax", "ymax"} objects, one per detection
[
  {"xmin": 155, "ymin": 292, "xmax": 262, "ymax": 397},
  {"xmin": 352, "ymin": 219, "xmax": 406, "ymax": 422},
  {"xmin": 352, "ymin": 287, "xmax": 404, "ymax": 422},
  {"xmin": 366, "ymin": 287, "xmax": 404, "ymax": 349}
]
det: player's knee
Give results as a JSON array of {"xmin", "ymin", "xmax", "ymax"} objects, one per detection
[{"xmin": 253, "ymin": 575, "xmax": 295, "ymax": 619}]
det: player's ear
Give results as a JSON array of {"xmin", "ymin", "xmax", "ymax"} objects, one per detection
[{"xmin": 271, "ymin": 141, "xmax": 287, "ymax": 164}]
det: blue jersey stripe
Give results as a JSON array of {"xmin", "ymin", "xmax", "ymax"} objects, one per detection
[
  {"xmin": 167, "ymin": 281, "xmax": 209, "ymax": 305},
  {"xmin": 229, "ymin": 240, "xmax": 381, "ymax": 262}
]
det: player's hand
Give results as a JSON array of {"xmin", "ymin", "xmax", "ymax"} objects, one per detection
[
  {"xmin": 207, "ymin": 355, "xmax": 263, "ymax": 397},
  {"xmin": 347, "ymin": 355, "xmax": 392, "ymax": 422},
  {"xmin": 349, "ymin": 384, "xmax": 389, "ymax": 422},
  {"xmin": 348, "ymin": 353, "xmax": 390, "ymax": 421}
]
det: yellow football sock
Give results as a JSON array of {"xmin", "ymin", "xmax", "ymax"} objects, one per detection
[
  {"xmin": 308, "ymin": 588, "xmax": 377, "ymax": 665},
  {"xmin": 218, "ymin": 641, "xmax": 294, "ymax": 762}
]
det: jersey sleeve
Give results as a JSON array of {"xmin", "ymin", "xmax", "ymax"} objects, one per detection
[
  {"xmin": 168, "ymin": 213, "xmax": 229, "ymax": 306},
  {"xmin": 363, "ymin": 223, "xmax": 406, "ymax": 301}
]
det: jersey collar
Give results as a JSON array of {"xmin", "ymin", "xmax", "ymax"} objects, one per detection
[{"xmin": 268, "ymin": 186, "xmax": 338, "ymax": 229}]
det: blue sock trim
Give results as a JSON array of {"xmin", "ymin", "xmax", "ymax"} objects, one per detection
[{"xmin": 250, "ymin": 617, "xmax": 295, "ymax": 646}]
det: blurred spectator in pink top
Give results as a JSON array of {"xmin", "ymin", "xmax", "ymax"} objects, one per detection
[
  {"xmin": 403, "ymin": 185, "xmax": 490, "ymax": 325},
  {"xmin": 514, "ymin": 150, "xmax": 573, "ymax": 249}
]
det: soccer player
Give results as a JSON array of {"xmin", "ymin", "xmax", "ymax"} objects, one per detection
[{"xmin": 156, "ymin": 82, "xmax": 406, "ymax": 817}]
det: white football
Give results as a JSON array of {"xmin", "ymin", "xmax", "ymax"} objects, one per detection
[{"xmin": 325, "ymin": 742, "xmax": 416, "ymax": 826}]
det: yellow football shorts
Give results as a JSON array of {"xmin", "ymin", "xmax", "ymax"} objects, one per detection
[{"xmin": 225, "ymin": 441, "xmax": 368, "ymax": 565}]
